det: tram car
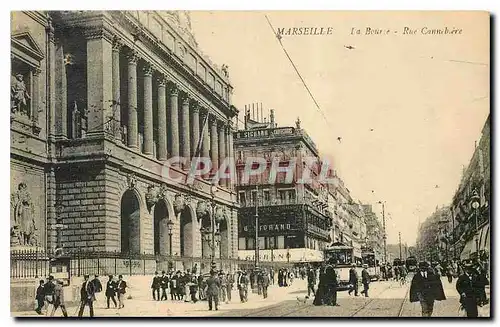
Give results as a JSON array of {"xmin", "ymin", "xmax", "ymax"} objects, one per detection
[
  {"xmin": 323, "ymin": 242, "xmax": 363, "ymax": 291},
  {"xmin": 405, "ymin": 256, "xmax": 418, "ymax": 272},
  {"xmin": 361, "ymin": 247, "xmax": 381, "ymax": 281}
]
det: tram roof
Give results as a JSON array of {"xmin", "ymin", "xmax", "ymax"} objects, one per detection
[{"xmin": 324, "ymin": 242, "xmax": 353, "ymax": 250}]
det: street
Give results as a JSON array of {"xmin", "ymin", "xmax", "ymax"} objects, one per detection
[{"xmin": 13, "ymin": 275, "xmax": 489, "ymax": 318}]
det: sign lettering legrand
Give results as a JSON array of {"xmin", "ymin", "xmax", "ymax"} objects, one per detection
[
  {"xmin": 272, "ymin": 127, "xmax": 294, "ymax": 136},
  {"xmin": 243, "ymin": 223, "xmax": 292, "ymax": 232}
]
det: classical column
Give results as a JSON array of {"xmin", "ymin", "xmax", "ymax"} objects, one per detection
[
  {"xmin": 46, "ymin": 17, "xmax": 56, "ymax": 140},
  {"xmin": 55, "ymin": 34, "xmax": 67, "ymax": 139},
  {"xmin": 86, "ymin": 28, "xmax": 113, "ymax": 137},
  {"xmin": 157, "ymin": 75, "xmax": 167, "ymax": 161},
  {"xmin": 168, "ymin": 84, "xmax": 180, "ymax": 158},
  {"xmin": 112, "ymin": 37, "xmax": 122, "ymax": 140},
  {"xmin": 191, "ymin": 103, "xmax": 200, "ymax": 156},
  {"xmin": 201, "ymin": 110, "xmax": 210, "ymax": 179},
  {"xmin": 31, "ymin": 68, "xmax": 41, "ymax": 125},
  {"xmin": 218, "ymin": 121, "xmax": 226, "ymax": 185},
  {"xmin": 210, "ymin": 116, "xmax": 219, "ymax": 175},
  {"xmin": 126, "ymin": 50, "xmax": 139, "ymax": 148},
  {"xmin": 228, "ymin": 121, "xmax": 235, "ymax": 189},
  {"xmin": 180, "ymin": 93, "xmax": 191, "ymax": 166},
  {"xmin": 143, "ymin": 63, "xmax": 154, "ymax": 155}
]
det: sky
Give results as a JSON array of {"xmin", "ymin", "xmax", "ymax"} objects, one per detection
[{"xmin": 188, "ymin": 11, "xmax": 490, "ymax": 245}]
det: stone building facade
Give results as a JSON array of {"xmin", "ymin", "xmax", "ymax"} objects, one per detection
[
  {"xmin": 11, "ymin": 11, "xmax": 239, "ymax": 272},
  {"xmin": 234, "ymin": 112, "xmax": 331, "ymax": 263}
]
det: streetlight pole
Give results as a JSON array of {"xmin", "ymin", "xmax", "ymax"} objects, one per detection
[
  {"xmin": 167, "ymin": 219, "xmax": 174, "ymax": 271},
  {"xmin": 398, "ymin": 232, "xmax": 402, "ymax": 259},
  {"xmin": 210, "ymin": 185, "xmax": 218, "ymax": 270},
  {"xmin": 471, "ymin": 190, "xmax": 480, "ymax": 257},
  {"xmin": 378, "ymin": 201, "xmax": 387, "ymax": 264},
  {"xmin": 255, "ymin": 185, "xmax": 259, "ymax": 269}
]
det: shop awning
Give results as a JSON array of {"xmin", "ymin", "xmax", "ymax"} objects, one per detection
[
  {"xmin": 479, "ymin": 224, "xmax": 490, "ymax": 253},
  {"xmin": 460, "ymin": 239, "xmax": 474, "ymax": 260}
]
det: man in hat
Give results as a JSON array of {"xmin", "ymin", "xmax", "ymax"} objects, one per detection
[
  {"xmin": 78, "ymin": 274, "xmax": 96, "ymax": 317},
  {"xmin": 237, "ymin": 270, "xmax": 249, "ymax": 303},
  {"xmin": 160, "ymin": 270, "xmax": 169, "ymax": 301},
  {"xmin": 116, "ymin": 275, "xmax": 127, "ymax": 309},
  {"xmin": 409, "ymin": 261, "xmax": 446, "ymax": 317},
  {"xmin": 360, "ymin": 264, "xmax": 371, "ymax": 297},
  {"xmin": 226, "ymin": 272, "xmax": 234, "ymax": 302},
  {"xmin": 456, "ymin": 259, "xmax": 486, "ymax": 317},
  {"xmin": 170, "ymin": 271, "xmax": 180, "ymax": 300},
  {"xmin": 50, "ymin": 280, "xmax": 68, "ymax": 317},
  {"xmin": 92, "ymin": 275, "xmax": 102, "ymax": 304},
  {"xmin": 218, "ymin": 271, "xmax": 228, "ymax": 303},
  {"xmin": 205, "ymin": 270, "xmax": 221, "ymax": 310},
  {"xmin": 151, "ymin": 271, "xmax": 161, "ymax": 301},
  {"xmin": 259, "ymin": 268, "xmax": 270, "ymax": 299},
  {"xmin": 348, "ymin": 263, "xmax": 359, "ymax": 296},
  {"xmin": 307, "ymin": 266, "xmax": 316, "ymax": 298},
  {"xmin": 105, "ymin": 275, "xmax": 117, "ymax": 309},
  {"xmin": 35, "ymin": 280, "xmax": 45, "ymax": 315},
  {"xmin": 43, "ymin": 275, "xmax": 56, "ymax": 313}
]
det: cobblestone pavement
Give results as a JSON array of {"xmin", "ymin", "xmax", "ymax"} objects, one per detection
[{"xmin": 13, "ymin": 276, "xmax": 490, "ymax": 318}]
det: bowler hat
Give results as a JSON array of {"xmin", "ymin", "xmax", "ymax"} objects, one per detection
[
  {"xmin": 418, "ymin": 261, "xmax": 429, "ymax": 268},
  {"xmin": 362, "ymin": 264, "xmax": 368, "ymax": 268},
  {"xmin": 83, "ymin": 274, "xmax": 89, "ymax": 278},
  {"xmin": 162, "ymin": 270, "xmax": 166, "ymax": 274},
  {"xmin": 48, "ymin": 275, "xmax": 54, "ymax": 280},
  {"xmin": 351, "ymin": 263, "xmax": 356, "ymax": 267},
  {"xmin": 462, "ymin": 259, "xmax": 473, "ymax": 267}
]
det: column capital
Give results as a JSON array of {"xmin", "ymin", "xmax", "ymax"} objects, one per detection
[
  {"xmin": 199, "ymin": 107, "xmax": 209, "ymax": 119},
  {"xmin": 169, "ymin": 83, "xmax": 180, "ymax": 96},
  {"xmin": 157, "ymin": 74, "xmax": 168, "ymax": 87},
  {"xmin": 181, "ymin": 92, "xmax": 192, "ymax": 106},
  {"xmin": 191, "ymin": 101, "xmax": 200, "ymax": 113},
  {"xmin": 143, "ymin": 63, "xmax": 153, "ymax": 76},
  {"xmin": 126, "ymin": 49, "xmax": 140, "ymax": 65},
  {"xmin": 209, "ymin": 114, "xmax": 218, "ymax": 125},
  {"xmin": 112, "ymin": 36, "xmax": 123, "ymax": 52}
]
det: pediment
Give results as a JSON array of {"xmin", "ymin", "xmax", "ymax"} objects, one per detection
[{"xmin": 11, "ymin": 32, "xmax": 44, "ymax": 65}]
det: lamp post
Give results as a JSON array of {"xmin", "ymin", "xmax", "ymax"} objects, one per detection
[
  {"xmin": 210, "ymin": 185, "xmax": 218, "ymax": 270},
  {"xmin": 167, "ymin": 219, "xmax": 174, "ymax": 256},
  {"xmin": 255, "ymin": 185, "xmax": 259, "ymax": 269},
  {"xmin": 377, "ymin": 201, "xmax": 387, "ymax": 264},
  {"xmin": 470, "ymin": 190, "xmax": 480, "ymax": 256}
]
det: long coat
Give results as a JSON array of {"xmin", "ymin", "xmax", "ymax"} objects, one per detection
[
  {"xmin": 456, "ymin": 272, "xmax": 486, "ymax": 304},
  {"xmin": 409, "ymin": 271, "xmax": 446, "ymax": 303},
  {"xmin": 349, "ymin": 268, "xmax": 358, "ymax": 284}
]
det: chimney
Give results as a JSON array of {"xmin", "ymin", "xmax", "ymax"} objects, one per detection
[
  {"xmin": 252, "ymin": 103, "xmax": 255, "ymax": 120},
  {"xmin": 260, "ymin": 103, "xmax": 263, "ymax": 124},
  {"xmin": 270, "ymin": 109, "xmax": 275, "ymax": 127}
]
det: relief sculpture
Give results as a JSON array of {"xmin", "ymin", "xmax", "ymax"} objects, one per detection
[{"xmin": 10, "ymin": 182, "xmax": 38, "ymax": 247}]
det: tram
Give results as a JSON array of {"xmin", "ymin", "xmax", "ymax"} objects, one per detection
[
  {"xmin": 323, "ymin": 242, "xmax": 363, "ymax": 291},
  {"xmin": 405, "ymin": 256, "xmax": 418, "ymax": 272},
  {"xmin": 361, "ymin": 247, "xmax": 381, "ymax": 281}
]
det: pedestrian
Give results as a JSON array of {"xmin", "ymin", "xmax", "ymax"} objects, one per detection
[
  {"xmin": 151, "ymin": 271, "xmax": 161, "ymax": 301},
  {"xmin": 270, "ymin": 268, "xmax": 275, "ymax": 285},
  {"xmin": 205, "ymin": 270, "xmax": 220, "ymax": 311},
  {"xmin": 456, "ymin": 259, "xmax": 487, "ymax": 317},
  {"xmin": 226, "ymin": 272, "xmax": 234, "ymax": 302},
  {"xmin": 183, "ymin": 270, "xmax": 191, "ymax": 302},
  {"xmin": 409, "ymin": 261, "xmax": 446, "ymax": 317},
  {"xmin": 105, "ymin": 275, "xmax": 117, "ymax": 309},
  {"xmin": 446, "ymin": 264, "xmax": 454, "ymax": 284},
  {"xmin": 313, "ymin": 264, "xmax": 327, "ymax": 306},
  {"xmin": 50, "ymin": 280, "xmax": 68, "ymax": 317},
  {"xmin": 307, "ymin": 267, "xmax": 316, "ymax": 298},
  {"xmin": 116, "ymin": 275, "xmax": 127, "ymax": 309},
  {"xmin": 179, "ymin": 271, "xmax": 187, "ymax": 302},
  {"xmin": 92, "ymin": 275, "xmax": 102, "ymax": 304},
  {"xmin": 160, "ymin": 270, "xmax": 169, "ymax": 301},
  {"xmin": 288, "ymin": 270, "xmax": 294, "ymax": 286},
  {"xmin": 171, "ymin": 271, "xmax": 180, "ymax": 300},
  {"xmin": 237, "ymin": 271, "xmax": 249, "ymax": 303},
  {"xmin": 360, "ymin": 264, "xmax": 370, "ymax": 297},
  {"xmin": 197, "ymin": 273, "xmax": 205, "ymax": 301},
  {"xmin": 325, "ymin": 263, "xmax": 339, "ymax": 306},
  {"xmin": 348, "ymin": 263, "xmax": 359, "ymax": 296},
  {"xmin": 188, "ymin": 273, "xmax": 198, "ymax": 303},
  {"xmin": 219, "ymin": 271, "xmax": 228, "ymax": 303},
  {"xmin": 78, "ymin": 274, "xmax": 96, "ymax": 317},
  {"xmin": 43, "ymin": 275, "xmax": 56, "ymax": 314},
  {"xmin": 260, "ymin": 268, "xmax": 270, "ymax": 299},
  {"xmin": 35, "ymin": 280, "xmax": 45, "ymax": 315}
]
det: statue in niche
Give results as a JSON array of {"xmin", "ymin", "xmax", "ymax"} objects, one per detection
[
  {"xmin": 10, "ymin": 183, "xmax": 37, "ymax": 247},
  {"xmin": 11, "ymin": 73, "xmax": 31, "ymax": 117}
]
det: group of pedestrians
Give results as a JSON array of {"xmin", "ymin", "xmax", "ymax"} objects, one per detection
[
  {"xmin": 34, "ymin": 274, "xmax": 128, "ymax": 317},
  {"xmin": 347, "ymin": 263, "xmax": 371, "ymax": 297},
  {"xmin": 409, "ymin": 259, "xmax": 489, "ymax": 317}
]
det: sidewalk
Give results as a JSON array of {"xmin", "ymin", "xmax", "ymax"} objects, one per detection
[{"xmin": 13, "ymin": 279, "xmax": 309, "ymax": 317}]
